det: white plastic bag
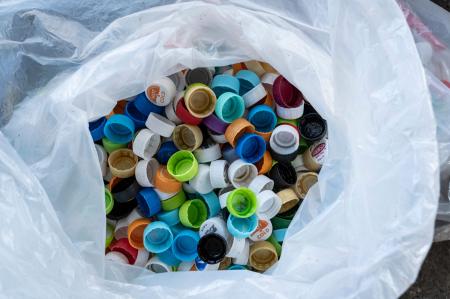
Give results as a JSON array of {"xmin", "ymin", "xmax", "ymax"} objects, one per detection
[{"xmin": 0, "ymin": 0, "xmax": 439, "ymax": 298}]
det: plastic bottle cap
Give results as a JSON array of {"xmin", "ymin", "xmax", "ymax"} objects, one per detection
[
  {"xmin": 177, "ymin": 261, "xmax": 195, "ymax": 272},
  {"xmin": 218, "ymin": 186, "xmax": 234, "ymax": 209},
  {"xmin": 105, "ymin": 187, "xmax": 114, "ymax": 215},
  {"xmin": 165, "ymin": 98, "xmax": 183, "ymax": 125},
  {"xmin": 242, "ymin": 83, "xmax": 267, "ymax": 108},
  {"xmin": 109, "ymin": 238, "xmax": 138, "ymax": 264},
  {"xmin": 145, "ymin": 256, "xmax": 173, "ymax": 273},
  {"xmin": 276, "ymin": 102, "xmax": 304, "ymax": 120},
  {"xmin": 103, "ymin": 114, "xmax": 135, "ymax": 144},
  {"xmin": 114, "ymin": 218, "xmax": 129, "ymax": 240},
  {"xmin": 235, "ymin": 133, "xmax": 266, "ymax": 163},
  {"xmin": 209, "ymin": 160, "xmax": 230, "ymax": 189},
  {"xmin": 193, "ymin": 143, "xmax": 222, "ymax": 163},
  {"xmin": 198, "ymin": 192, "xmax": 221, "ymax": 218},
  {"xmin": 273, "ymin": 228, "xmax": 287, "ymax": 243},
  {"xmin": 172, "ymin": 124, "xmax": 203, "ymax": 151},
  {"xmin": 303, "ymin": 138, "xmax": 327, "ymax": 172},
  {"xmin": 175, "ymin": 96, "xmax": 203, "ymax": 125},
  {"xmin": 124, "ymin": 101, "xmax": 147, "ymax": 129},
  {"xmin": 215, "ymin": 92, "xmax": 245, "ymax": 123},
  {"xmin": 179, "ymin": 199, "xmax": 208, "ymax": 229},
  {"xmin": 298, "ymin": 113, "xmax": 327, "ymax": 142},
  {"xmin": 154, "ymin": 165, "xmax": 182, "ymax": 193},
  {"xmin": 132, "ymin": 128, "xmax": 161, "ymax": 160},
  {"xmin": 203, "ymin": 113, "xmax": 229, "ymax": 134},
  {"xmin": 228, "ymin": 159, "xmax": 258, "ymax": 188},
  {"xmin": 136, "ymin": 187, "xmax": 162, "ymax": 217},
  {"xmin": 89, "ymin": 117, "xmax": 106, "ymax": 141},
  {"xmin": 157, "ymin": 208, "xmax": 181, "ymax": 226},
  {"xmin": 269, "ymin": 124, "xmax": 300, "ymax": 156},
  {"xmin": 208, "ymin": 129, "xmax": 228, "ymax": 144},
  {"xmin": 143, "ymin": 221, "xmax": 173, "ymax": 253},
  {"xmin": 102, "ymin": 137, "xmax": 128, "ymax": 154},
  {"xmin": 197, "ymin": 233, "xmax": 227, "ymax": 264},
  {"xmin": 268, "ymin": 162, "xmax": 297, "ymax": 190},
  {"xmin": 108, "ymin": 149, "xmax": 139, "ymax": 178},
  {"xmin": 158, "ymin": 247, "xmax": 181, "ymax": 267},
  {"xmin": 294, "ymin": 172, "xmax": 318, "ymax": 198},
  {"xmin": 224, "ymin": 118, "xmax": 255, "ymax": 147},
  {"xmin": 161, "ymin": 191, "xmax": 186, "ymax": 211},
  {"xmin": 291, "ymin": 154, "xmax": 309, "ymax": 173},
  {"xmin": 227, "ymin": 214, "xmax": 258, "ymax": 238},
  {"xmin": 185, "ymin": 68, "xmax": 214, "ymax": 86},
  {"xmin": 226, "ymin": 187, "xmax": 258, "ymax": 218},
  {"xmin": 105, "ymin": 251, "xmax": 129, "ymax": 264},
  {"xmin": 167, "ymin": 150, "xmax": 199, "ymax": 182},
  {"xmin": 171, "ymin": 229, "xmax": 200, "ymax": 261},
  {"xmin": 168, "ymin": 71, "xmax": 187, "ymax": 92},
  {"xmin": 272, "ymin": 76, "xmax": 304, "ymax": 108},
  {"xmin": 145, "ymin": 77, "xmax": 177, "ymax": 107},
  {"xmin": 132, "ymin": 92, "xmax": 165, "ymax": 116},
  {"xmin": 255, "ymin": 151, "xmax": 273, "ymax": 175},
  {"xmin": 188, "ymin": 164, "xmax": 213, "ymax": 194},
  {"xmin": 199, "ymin": 217, "xmax": 228, "ymax": 239},
  {"xmin": 248, "ymin": 175, "xmax": 274, "ymax": 194},
  {"xmin": 109, "ymin": 178, "xmax": 135, "ymax": 200},
  {"xmin": 106, "ymin": 197, "xmax": 137, "ymax": 221},
  {"xmin": 135, "ymin": 158, "xmax": 160, "ymax": 187},
  {"xmin": 184, "ymin": 83, "xmax": 217, "ymax": 118},
  {"xmin": 257, "ymin": 190, "xmax": 282, "ymax": 219},
  {"xmin": 235, "ymin": 70, "xmax": 260, "ymax": 95},
  {"xmin": 243, "ymin": 60, "xmax": 266, "ymax": 77},
  {"xmin": 222, "ymin": 144, "xmax": 239, "ymax": 164},
  {"xmin": 105, "ymin": 223, "xmax": 115, "ymax": 248},
  {"xmin": 249, "ymin": 241, "xmax": 278, "ymax": 271},
  {"xmin": 226, "ymin": 237, "xmax": 247, "ymax": 260},
  {"xmin": 232, "ymin": 238, "xmax": 250, "ymax": 266},
  {"xmin": 145, "ymin": 112, "xmax": 176, "ymax": 137},
  {"xmin": 249, "ymin": 218, "xmax": 273, "ymax": 241},
  {"xmin": 276, "ymin": 188, "xmax": 300, "ymax": 214},
  {"xmin": 247, "ymin": 105, "xmax": 277, "ymax": 133},
  {"xmin": 127, "ymin": 218, "xmax": 151, "ymax": 249},
  {"xmin": 211, "ymin": 74, "xmax": 240, "ymax": 97}
]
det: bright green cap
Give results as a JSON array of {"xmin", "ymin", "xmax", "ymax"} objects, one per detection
[
  {"xmin": 167, "ymin": 150, "xmax": 198, "ymax": 182},
  {"xmin": 105, "ymin": 187, "xmax": 114, "ymax": 215},
  {"xmin": 105, "ymin": 223, "xmax": 114, "ymax": 248},
  {"xmin": 226, "ymin": 187, "xmax": 258, "ymax": 218},
  {"xmin": 276, "ymin": 117, "xmax": 298, "ymax": 127},
  {"xmin": 161, "ymin": 191, "xmax": 186, "ymax": 211},
  {"xmin": 267, "ymin": 234, "xmax": 282, "ymax": 258},
  {"xmin": 179, "ymin": 199, "xmax": 208, "ymax": 229},
  {"xmin": 102, "ymin": 137, "xmax": 128, "ymax": 154}
]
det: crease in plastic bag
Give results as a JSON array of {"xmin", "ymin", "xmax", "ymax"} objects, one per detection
[{"xmin": 0, "ymin": 0, "xmax": 439, "ymax": 298}]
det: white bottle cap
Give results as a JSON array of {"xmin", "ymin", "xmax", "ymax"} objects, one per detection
[
  {"xmin": 228, "ymin": 159, "xmax": 258, "ymax": 188},
  {"xmin": 134, "ymin": 249, "xmax": 150, "ymax": 267},
  {"xmin": 145, "ymin": 256, "xmax": 172, "ymax": 273},
  {"xmin": 132, "ymin": 129, "xmax": 161, "ymax": 160},
  {"xmin": 269, "ymin": 124, "xmax": 300, "ymax": 155},
  {"xmin": 154, "ymin": 189, "xmax": 177, "ymax": 201},
  {"xmin": 145, "ymin": 77, "xmax": 176, "ymax": 107},
  {"xmin": 169, "ymin": 71, "xmax": 187, "ymax": 92},
  {"xmin": 189, "ymin": 164, "xmax": 214, "ymax": 194},
  {"xmin": 183, "ymin": 182, "xmax": 197, "ymax": 194},
  {"xmin": 193, "ymin": 143, "xmax": 222, "ymax": 163},
  {"xmin": 257, "ymin": 190, "xmax": 282, "ymax": 219},
  {"xmin": 226, "ymin": 237, "xmax": 246, "ymax": 258},
  {"xmin": 248, "ymin": 175, "xmax": 274, "ymax": 194},
  {"xmin": 291, "ymin": 155, "xmax": 309, "ymax": 173},
  {"xmin": 249, "ymin": 218, "xmax": 273, "ymax": 241},
  {"xmin": 145, "ymin": 113, "xmax": 176, "ymax": 138},
  {"xmin": 232, "ymin": 239, "xmax": 250, "ymax": 265},
  {"xmin": 135, "ymin": 158, "xmax": 160, "ymax": 187},
  {"xmin": 199, "ymin": 217, "xmax": 228, "ymax": 239},
  {"xmin": 165, "ymin": 100, "xmax": 183, "ymax": 125},
  {"xmin": 242, "ymin": 83, "xmax": 267, "ymax": 108},
  {"xmin": 275, "ymin": 102, "xmax": 304, "ymax": 119},
  {"xmin": 218, "ymin": 186, "xmax": 234, "ymax": 209},
  {"xmin": 105, "ymin": 251, "xmax": 129, "ymax": 264},
  {"xmin": 114, "ymin": 218, "xmax": 128, "ymax": 240},
  {"xmin": 209, "ymin": 160, "xmax": 230, "ymax": 189},
  {"xmin": 177, "ymin": 261, "xmax": 195, "ymax": 272}
]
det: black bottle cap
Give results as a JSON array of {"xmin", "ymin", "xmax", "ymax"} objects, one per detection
[
  {"xmin": 298, "ymin": 113, "xmax": 327, "ymax": 143},
  {"xmin": 268, "ymin": 162, "xmax": 297, "ymax": 191},
  {"xmin": 197, "ymin": 233, "xmax": 227, "ymax": 264},
  {"xmin": 107, "ymin": 197, "xmax": 137, "ymax": 221}
]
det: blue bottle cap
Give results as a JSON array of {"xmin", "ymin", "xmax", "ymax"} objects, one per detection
[
  {"xmin": 157, "ymin": 208, "xmax": 180, "ymax": 226},
  {"xmin": 133, "ymin": 92, "xmax": 164, "ymax": 116},
  {"xmin": 227, "ymin": 214, "xmax": 258, "ymax": 238},
  {"xmin": 235, "ymin": 70, "xmax": 260, "ymax": 95},
  {"xmin": 198, "ymin": 192, "xmax": 221, "ymax": 218},
  {"xmin": 247, "ymin": 105, "xmax": 277, "ymax": 133},
  {"xmin": 103, "ymin": 114, "xmax": 135, "ymax": 144},
  {"xmin": 155, "ymin": 141, "xmax": 178, "ymax": 164},
  {"xmin": 124, "ymin": 101, "xmax": 147, "ymax": 129},
  {"xmin": 157, "ymin": 247, "xmax": 181, "ymax": 267},
  {"xmin": 228, "ymin": 264, "xmax": 248, "ymax": 270},
  {"xmin": 136, "ymin": 187, "xmax": 161, "ymax": 217},
  {"xmin": 171, "ymin": 229, "xmax": 200, "ymax": 261},
  {"xmin": 222, "ymin": 144, "xmax": 239, "ymax": 163},
  {"xmin": 89, "ymin": 117, "xmax": 106, "ymax": 141},
  {"xmin": 235, "ymin": 133, "xmax": 266, "ymax": 163},
  {"xmin": 211, "ymin": 74, "xmax": 240, "ymax": 97},
  {"xmin": 143, "ymin": 221, "xmax": 173, "ymax": 253},
  {"xmin": 215, "ymin": 92, "xmax": 245, "ymax": 123}
]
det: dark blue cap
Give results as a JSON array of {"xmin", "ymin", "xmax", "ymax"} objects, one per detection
[
  {"xmin": 156, "ymin": 141, "xmax": 178, "ymax": 164},
  {"xmin": 89, "ymin": 117, "xmax": 106, "ymax": 141},
  {"xmin": 133, "ymin": 92, "xmax": 164, "ymax": 116},
  {"xmin": 136, "ymin": 187, "xmax": 162, "ymax": 217},
  {"xmin": 235, "ymin": 133, "xmax": 266, "ymax": 163}
]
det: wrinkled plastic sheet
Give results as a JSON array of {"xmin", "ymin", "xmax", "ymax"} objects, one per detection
[{"xmin": 0, "ymin": 1, "xmax": 439, "ymax": 298}]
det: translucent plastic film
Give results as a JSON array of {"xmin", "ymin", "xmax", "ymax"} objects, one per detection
[{"xmin": 0, "ymin": 1, "xmax": 439, "ymax": 298}]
